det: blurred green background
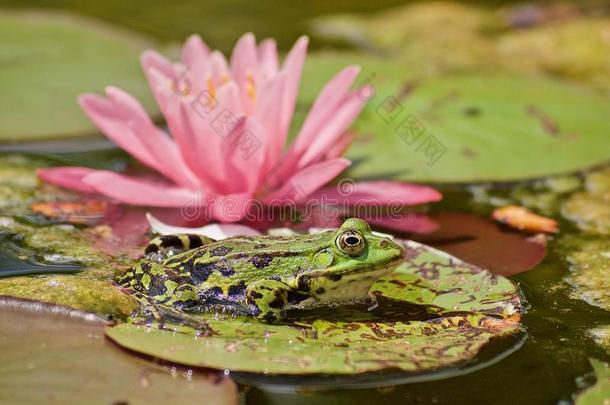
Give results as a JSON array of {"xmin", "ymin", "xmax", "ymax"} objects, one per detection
[{"xmin": 0, "ymin": 0, "xmax": 597, "ymax": 51}]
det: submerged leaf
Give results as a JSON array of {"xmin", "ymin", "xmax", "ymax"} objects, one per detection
[
  {"xmin": 410, "ymin": 213, "xmax": 547, "ymax": 276},
  {"xmin": 0, "ymin": 297, "xmax": 238, "ymax": 404},
  {"xmin": 106, "ymin": 241, "xmax": 521, "ymax": 375}
]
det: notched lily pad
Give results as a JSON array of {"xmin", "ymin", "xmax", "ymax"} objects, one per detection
[{"xmin": 106, "ymin": 241, "xmax": 521, "ymax": 375}]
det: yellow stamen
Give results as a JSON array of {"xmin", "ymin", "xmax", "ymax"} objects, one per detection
[
  {"xmin": 246, "ymin": 71, "xmax": 256, "ymax": 103},
  {"xmin": 206, "ymin": 76, "xmax": 217, "ymax": 100}
]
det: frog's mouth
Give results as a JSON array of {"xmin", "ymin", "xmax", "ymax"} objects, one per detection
[{"xmin": 299, "ymin": 256, "xmax": 405, "ymax": 305}]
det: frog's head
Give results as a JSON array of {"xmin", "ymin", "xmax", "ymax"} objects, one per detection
[{"xmin": 297, "ymin": 218, "xmax": 406, "ymax": 305}]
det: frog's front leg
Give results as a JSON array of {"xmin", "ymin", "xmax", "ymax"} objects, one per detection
[
  {"xmin": 145, "ymin": 234, "xmax": 216, "ymax": 260},
  {"xmin": 246, "ymin": 279, "xmax": 291, "ymax": 323}
]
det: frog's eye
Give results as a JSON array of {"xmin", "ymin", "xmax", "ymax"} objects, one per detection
[{"xmin": 336, "ymin": 230, "xmax": 366, "ymax": 256}]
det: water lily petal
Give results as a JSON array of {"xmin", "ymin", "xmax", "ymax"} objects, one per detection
[
  {"xmin": 36, "ymin": 167, "xmax": 99, "ymax": 193},
  {"xmin": 324, "ymin": 132, "xmax": 356, "ymax": 160},
  {"xmin": 78, "ymin": 93, "xmax": 160, "ymax": 171},
  {"xmin": 141, "ymin": 50, "xmax": 175, "ymax": 80},
  {"xmin": 254, "ymin": 72, "xmax": 286, "ymax": 171},
  {"xmin": 309, "ymin": 181, "xmax": 443, "ymax": 206},
  {"xmin": 210, "ymin": 50, "xmax": 231, "ymax": 88},
  {"xmin": 104, "ymin": 86, "xmax": 201, "ymax": 189},
  {"xmin": 181, "ymin": 34, "xmax": 210, "ymax": 79},
  {"xmin": 296, "ymin": 91, "xmax": 368, "ymax": 169},
  {"xmin": 146, "ymin": 68, "xmax": 232, "ymax": 194},
  {"xmin": 146, "ymin": 213, "xmax": 260, "ymax": 239},
  {"xmin": 141, "ymin": 50, "xmax": 178, "ymax": 113},
  {"xmin": 263, "ymin": 158, "xmax": 351, "ymax": 203},
  {"xmin": 192, "ymin": 81, "xmax": 244, "ymax": 194},
  {"xmin": 181, "ymin": 35, "xmax": 211, "ymax": 95},
  {"xmin": 290, "ymin": 65, "xmax": 361, "ymax": 158},
  {"xmin": 258, "ymin": 38, "xmax": 279, "ymax": 81},
  {"xmin": 277, "ymin": 36, "xmax": 308, "ymax": 150},
  {"xmin": 230, "ymin": 33, "xmax": 257, "ymax": 86},
  {"xmin": 145, "ymin": 68, "xmax": 213, "ymax": 187},
  {"xmin": 210, "ymin": 193, "xmax": 253, "ymax": 222},
  {"xmin": 221, "ymin": 117, "xmax": 267, "ymax": 194},
  {"xmin": 82, "ymin": 171, "xmax": 201, "ymax": 208}
]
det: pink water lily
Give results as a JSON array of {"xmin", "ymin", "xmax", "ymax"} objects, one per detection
[{"xmin": 38, "ymin": 33, "xmax": 441, "ymax": 225}]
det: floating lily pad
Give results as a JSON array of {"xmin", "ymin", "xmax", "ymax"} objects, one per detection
[
  {"xmin": 0, "ymin": 297, "xmax": 237, "ymax": 404},
  {"xmin": 310, "ymin": 3, "xmax": 610, "ymax": 92},
  {"xmin": 498, "ymin": 19, "xmax": 610, "ymax": 92},
  {"xmin": 562, "ymin": 167, "xmax": 610, "ymax": 235},
  {"xmin": 106, "ymin": 241, "xmax": 521, "ymax": 375},
  {"xmin": 299, "ymin": 53, "xmax": 610, "ymax": 183},
  {"xmin": 561, "ymin": 236, "xmax": 610, "ymax": 312},
  {"xmin": 310, "ymin": 2, "xmax": 495, "ymax": 72},
  {"xmin": 574, "ymin": 359, "xmax": 610, "ymax": 405},
  {"xmin": 0, "ymin": 10, "xmax": 158, "ymax": 141}
]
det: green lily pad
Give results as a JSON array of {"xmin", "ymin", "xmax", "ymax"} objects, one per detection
[
  {"xmin": 0, "ymin": 10, "xmax": 158, "ymax": 141},
  {"xmin": 299, "ymin": 53, "xmax": 610, "ymax": 183},
  {"xmin": 498, "ymin": 19, "xmax": 610, "ymax": 93},
  {"xmin": 0, "ymin": 297, "xmax": 238, "ymax": 404},
  {"xmin": 561, "ymin": 236, "xmax": 610, "ymax": 312},
  {"xmin": 310, "ymin": 3, "xmax": 610, "ymax": 92},
  {"xmin": 106, "ymin": 241, "xmax": 521, "ymax": 375},
  {"xmin": 562, "ymin": 167, "xmax": 610, "ymax": 235},
  {"xmin": 575, "ymin": 359, "xmax": 610, "ymax": 405},
  {"xmin": 309, "ymin": 2, "xmax": 496, "ymax": 73}
]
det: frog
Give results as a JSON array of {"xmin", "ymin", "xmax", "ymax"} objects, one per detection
[{"xmin": 117, "ymin": 218, "xmax": 405, "ymax": 324}]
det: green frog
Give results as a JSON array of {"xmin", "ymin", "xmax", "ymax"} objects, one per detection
[{"xmin": 117, "ymin": 218, "xmax": 405, "ymax": 323}]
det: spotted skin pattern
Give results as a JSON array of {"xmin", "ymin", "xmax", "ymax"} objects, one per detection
[{"xmin": 117, "ymin": 219, "xmax": 406, "ymax": 323}]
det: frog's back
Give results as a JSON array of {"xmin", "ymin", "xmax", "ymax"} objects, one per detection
[
  {"xmin": 164, "ymin": 232, "xmax": 330, "ymax": 284},
  {"xmin": 119, "ymin": 232, "xmax": 327, "ymax": 309}
]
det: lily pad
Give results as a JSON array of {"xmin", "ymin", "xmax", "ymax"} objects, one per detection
[
  {"xmin": 498, "ymin": 19, "xmax": 610, "ymax": 92},
  {"xmin": 562, "ymin": 167, "xmax": 610, "ymax": 235},
  {"xmin": 106, "ymin": 241, "xmax": 521, "ymax": 375},
  {"xmin": 561, "ymin": 236, "xmax": 610, "ymax": 312},
  {"xmin": 574, "ymin": 359, "xmax": 610, "ymax": 405},
  {"xmin": 309, "ymin": 2, "xmax": 496, "ymax": 72},
  {"xmin": 0, "ymin": 297, "xmax": 238, "ymax": 404},
  {"xmin": 299, "ymin": 53, "xmax": 610, "ymax": 183},
  {"xmin": 0, "ymin": 10, "xmax": 158, "ymax": 141}
]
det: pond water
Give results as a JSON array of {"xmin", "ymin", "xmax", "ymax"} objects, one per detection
[{"xmin": 0, "ymin": 0, "xmax": 609, "ymax": 404}]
